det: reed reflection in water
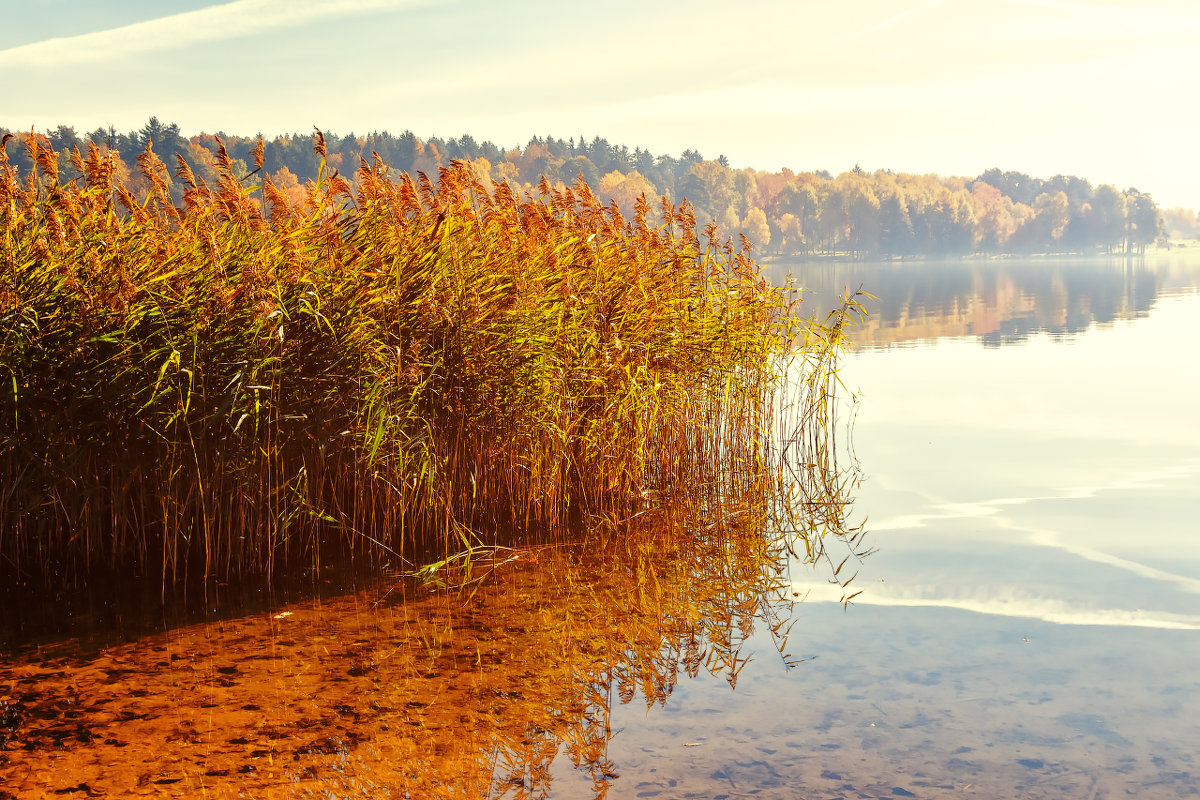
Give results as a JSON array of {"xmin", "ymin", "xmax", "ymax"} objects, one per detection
[
  {"xmin": 0, "ymin": 509, "xmax": 860, "ymax": 797},
  {"xmin": 0, "ymin": 348, "xmax": 868, "ymax": 799}
]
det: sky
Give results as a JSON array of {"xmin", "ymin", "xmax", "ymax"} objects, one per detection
[{"xmin": 2, "ymin": 0, "xmax": 1198, "ymax": 209}]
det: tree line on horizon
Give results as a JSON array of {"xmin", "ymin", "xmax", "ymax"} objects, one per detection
[{"xmin": 3, "ymin": 117, "xmax": 1189, "ymax": 257}]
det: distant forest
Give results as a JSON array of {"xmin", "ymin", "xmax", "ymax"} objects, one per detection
[{"xmin": 4, "ymin": 117, "xmax": 1195, "ymax": 258}]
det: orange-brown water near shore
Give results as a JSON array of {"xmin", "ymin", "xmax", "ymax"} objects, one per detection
[{"xmin": 0, "ymin": 508, "xmax": 823, "ymax": 799}]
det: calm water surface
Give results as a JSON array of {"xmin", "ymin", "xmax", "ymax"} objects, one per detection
[
  {"xmin": 558, "ymin": 253, "xmax": 1200, "ymax": 798},
  {"xmin": 3, "ymin": 253, "xmax": 1198, "ymax": 799}
]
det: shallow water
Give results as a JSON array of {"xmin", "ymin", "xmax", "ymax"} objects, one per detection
[
  {"xmin": 728, "ymin": 251, "xmax": 1199, "ymax": 797},
  {"xmin": 3, "ymin": 252, "xmax": 1199, "ymax": 799},
  {"xmin": 0, "ymin": 526, "xmax": 813, "ymax": 798},
  {"xmin": 560, "ymin": 251, "xmax": 1200, "ymax": 798}
]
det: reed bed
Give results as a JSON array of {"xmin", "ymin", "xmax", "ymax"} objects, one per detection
[{"xmin": 0, "ymin": 130, "xmax": 853, "ymax": 595}]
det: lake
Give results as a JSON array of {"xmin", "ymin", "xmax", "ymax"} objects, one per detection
[
  {"xmin": 2, "ymin": 252, "xmax": 1198, "ymax": 798},
  {"xmin": 558, "ymin": 252, "xmax": 1200, "ymax": 798}
]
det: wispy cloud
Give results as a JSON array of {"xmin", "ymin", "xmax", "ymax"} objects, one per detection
[
  {"xmin": 992, "ymin": 0, "xmax": 1196, "ymax": 38},
  {"xmin": 0, "ymin": 0, "xmax": 433, "ymax": 69},
  {"xmin": 845, "ymin": 0, "xmax": 952, "ymax": 39},
  {"xmin": 996, "ymin": 0, "xmax": 1118, "ymax": 12}
]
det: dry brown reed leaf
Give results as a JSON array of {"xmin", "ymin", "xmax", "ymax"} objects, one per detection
[
  {"xmin": 82, "ymin": 141, "xmax": 113, "ymax": 189},
  {"xmin": 261, "ymin": 173, "xmax": 297, "ymax": 228},
  {"xmin": 460, "ymin": 164, "xmax": 492, "ymax": 213},
  {"xmin": 115, "ymin": 182, "xmax": 146, "ymax": 221},
  {"xmin": 396, "ymin": 172, "xmax": 420, "ymax": 215},
  {"xmin": 251, "ymin": 137, "xmax": 264, "ymax": 171},
  {"xmin": 416, "ymin": 171, "xmax": 437, "ymax": 207},
  {"xmin": 67, "ymin": 145, "xmax": 85, "ymax": 177},
  {"xmin": 213, "ymin": 136, "xmax": 233, "ymax": 173},
  {"xmin": 328, "ymin": 174, "xmax": 355, "ymax": 206},
  {"xmin": 549, "ymin": 183, "xmax": 573, "ymax": 217},
  {"xmin": 174, "ymin": 153, "xmax": 197, "ymax": 189}
]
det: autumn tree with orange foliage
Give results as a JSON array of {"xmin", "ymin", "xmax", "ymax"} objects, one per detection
[{"xmin": 1, "ymin": 118, "xmax": 1170, "ymax": 258}]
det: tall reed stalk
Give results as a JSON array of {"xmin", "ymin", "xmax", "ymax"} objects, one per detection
[{"xmin": 0, "ymin": 130, "xmax": 855, "ymax": 595}]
